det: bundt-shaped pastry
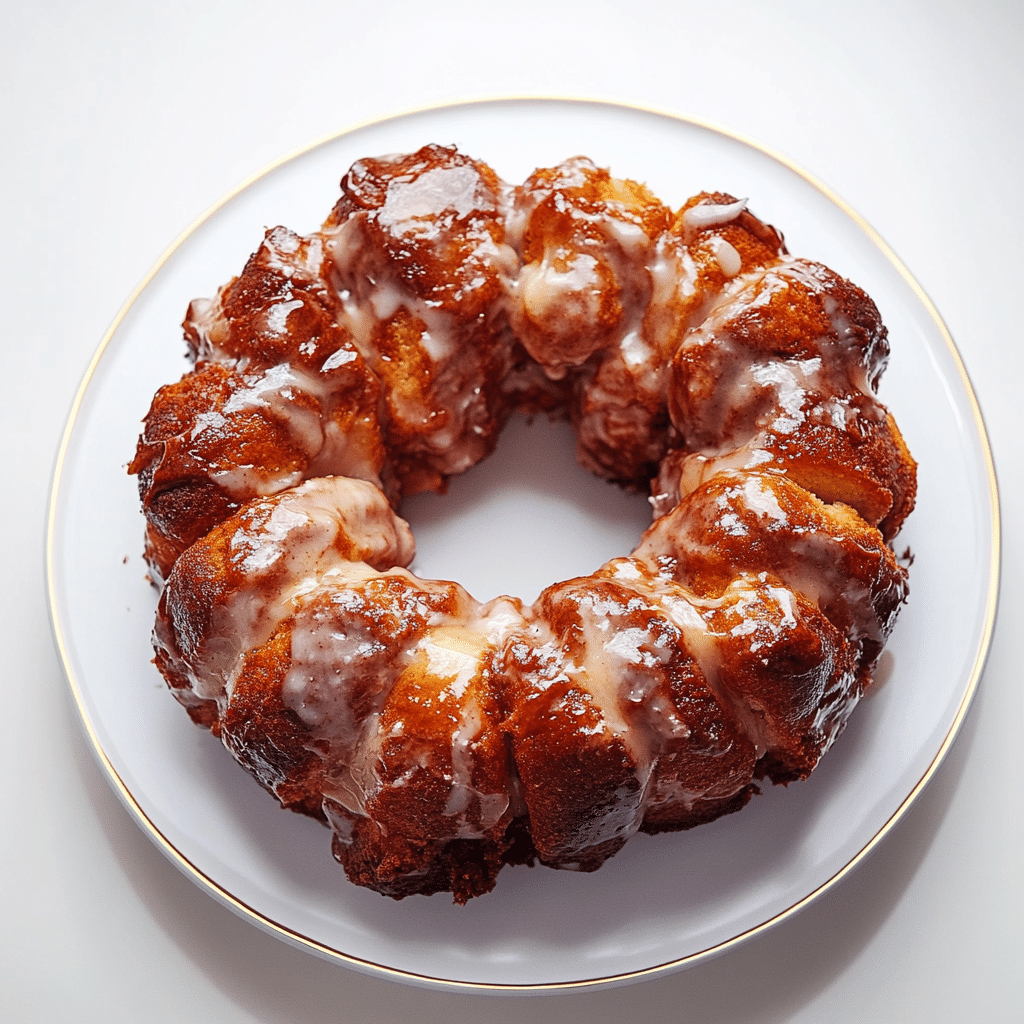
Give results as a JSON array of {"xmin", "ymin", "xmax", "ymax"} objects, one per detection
[{"xmin": 132, "ymin": 145, "xmax": 916, "ymax": 902}]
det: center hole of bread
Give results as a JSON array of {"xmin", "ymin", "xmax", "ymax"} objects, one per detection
[{"xmin": 400, "ymin": 413, "xmax": 654, "ymax": 605}]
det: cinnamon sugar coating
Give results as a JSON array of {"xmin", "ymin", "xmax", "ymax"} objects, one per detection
[{"xmin": 132, "ymin": 145, "xmax": 916, "ymax": 901}]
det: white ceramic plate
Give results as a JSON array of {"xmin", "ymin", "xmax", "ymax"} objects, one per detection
[{"xmin": 47, "ymin": 99, "xmax": 998, "ymax": 992}]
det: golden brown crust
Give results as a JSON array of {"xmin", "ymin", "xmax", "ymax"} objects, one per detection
[
  {"xmin": 222, "ymin": 630, "xmax": 329, "ymax": 820},
  {"xmin": 664, "ymin": 259, "xmax": 916, "ymax": 538},
  {"xmin": 328, "ymin": 145, "xmax": 509, "ymax": 319}
]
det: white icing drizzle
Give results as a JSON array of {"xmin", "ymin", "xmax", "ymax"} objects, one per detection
[
  {"xmin": 520, "ymin": 252, "xmax": 601, "ymax": 332},
  {"xmin": 377, "ymin": 164, "xmax": 484, "ymax": 234},
  {"xmin": 682, "ymin": 197, "xmax": 748, "ymax": 230},
  {"xmin": 265, "ymin": 298, "xmax": 304, "ymax": 335},
  {"xmin": 320, "ymin": 347, "xmax": 358, "ymax": 372},
  {"xmin": 710, "ymin": 236, "xmax": 742, "ymax": 277}
]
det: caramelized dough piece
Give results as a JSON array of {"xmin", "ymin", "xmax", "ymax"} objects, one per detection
[
  {"xmin": 185, "ymin": 226, "xmax": 348, "ymax": 371},
  {"xmin": 665, "ymin": 259, "xmax": 917, "ymax": 538},
  {"xmin": 649, "ymin": 192, "xmax": 789, "ymax": 360},
  {"xmin": 131, "ymin": 363, "xmax": 315, "ymax": 583},
  {"xmin": 323, "ymin": 145, "xmax": 519, "ymax": 495},
  {"xmin": 335, "ymin": 816, "xmax": 513, "ymax": 904},
  {"xmin": 498, "ymin": 610, "xmax": 646, "ymax": 869},
  {"xmin": 639, "ymin": 687, "xmax": 759, "ymax": 836},
  {"xmin": 499, "ymin": 566, "xmax": 760, "ymax": 867},
  {"xmin": 153, "ymin": 477, "xmax": 415, "ymax": 715},
  {"xmin": 597, "ymin": 560, "xmax": 858, "ymax": 784},
  {"xmin": 505, "ymin": 157, "xmax": 676, "ymax": 485},
  {"xmin": 184, "ymin": 226, "xmax": 388, "ymax": 495},
  {"xmin": 695, "ymin": 576, "xmax": 858, "ymax": 782},
  {"xmin": 330, "ymin": 619, "xmax": 516, "ymax": 902},
  {"xmin": 271, "ymin": 576, "xmax": 525, "ymax": 902},
  {"xmin": 221, "ymin": 629, "xmax": 330, "ymax": 819},
  {"xmin": 506, "ymin": 156, "xmax": 669, "ymax": 374},
  {"xmin": 636, "ymin": 470, "xmax": 908, "ymax": 670},
  {"xmin": 587, "ymin": 560, "xmax": 764, "ymax": 830},
  {"xmin": 157, "ymin": 476, "xmax": 524, "ymax": 902},
  {"xmin": 575, "ymin": 192, "xmax": 787, "ymax": 486},
  {"xmin": 326, "ymin": 145, "xmax": 512, "ymax": 318},
  {"xmin": 499, "ymin": 549, "xmax": 859, "ymax": 856}
]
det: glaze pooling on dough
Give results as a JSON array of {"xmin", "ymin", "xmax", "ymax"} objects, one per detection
[
  {"xmin": 152, "ymin": 478, "xmax": 415, "ymax": 712},
  {"xmin": 133, "ymin": 145, "xmax": 916, "ymax": 903},
  {"xmin": 321, "ymin": 150, "xmax": 517, "ymax": 498}
]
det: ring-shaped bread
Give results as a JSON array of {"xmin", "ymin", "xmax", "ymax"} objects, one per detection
[{"xmin": 131, "ymin": 145, "xmax": 915, "ymax": 902}]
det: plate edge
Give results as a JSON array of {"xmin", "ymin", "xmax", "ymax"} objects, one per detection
[{"xmin": 43, "ymin": 95, "xmax": 1002, "ymax": 994}]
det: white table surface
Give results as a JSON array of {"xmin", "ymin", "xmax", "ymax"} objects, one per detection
[{"xmin": 3, "ymin": 2, "xmax": 1021, "ymax": 1020}]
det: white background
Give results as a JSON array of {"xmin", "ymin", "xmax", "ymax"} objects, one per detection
[{"xmin": 3, "ymin": 1, "xmax": 1021, "ymax": 1020}]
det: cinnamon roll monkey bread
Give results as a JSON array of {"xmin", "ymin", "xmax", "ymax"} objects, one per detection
[{"xmin": 130, "ymin": 145, "xmax": 916, "ymax": 903}]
